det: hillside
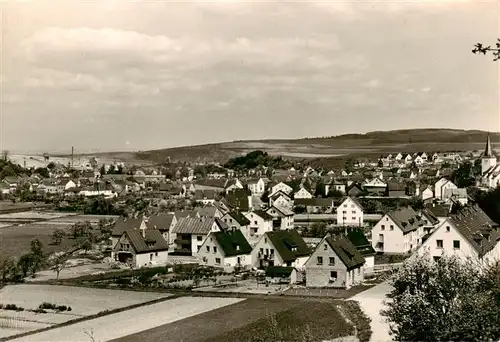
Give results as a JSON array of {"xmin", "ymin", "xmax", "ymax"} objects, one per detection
[{"xmin": 80, "ymin": 129, "xmax": 499, "ymax": 164}]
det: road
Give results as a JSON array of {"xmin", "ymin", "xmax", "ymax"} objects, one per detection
[{"xmin": 351, "ymin": 281, "xmax": 392, "ymax": 342}]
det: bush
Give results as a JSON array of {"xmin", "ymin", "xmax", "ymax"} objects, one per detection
[
  {"xmin": 4, "ymin": 304, "xmax": 24, "ymax": 311},
  {"xmin": 341, "ymin": 300, "xmax": 372, "ymax": 342}
]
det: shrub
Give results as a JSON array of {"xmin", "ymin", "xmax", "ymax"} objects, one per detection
[
  {"xmin": 5, "ymin": 304, "xmax": 24, "ymax": 311},
  {"xmin": 341, "ymin": 300, "xmax": 372, "ymax": 342}
]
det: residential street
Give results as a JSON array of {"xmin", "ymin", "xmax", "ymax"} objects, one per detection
[{"xmin": 352, "ymin": 281, "xmax": 392, "ymax": 342}]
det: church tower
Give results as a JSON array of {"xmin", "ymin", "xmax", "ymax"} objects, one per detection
[{"xmin": 481, "ymin": 133, "xmax": 497, "ymax": 175}]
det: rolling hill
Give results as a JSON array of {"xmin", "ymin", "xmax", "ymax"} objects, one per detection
[{"xmin": 79, "ymin": 128, "xmax": 500, "ymax": 164}]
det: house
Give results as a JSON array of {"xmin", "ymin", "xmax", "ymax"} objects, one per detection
[
  {"xmin": 265, "ymin": 266, "xmax": 299, "ymax": 284},
  {"xmin": 194, "ymin": 190, "xmax": 217, "ymax": 205},
  {"xmin": 424, "ymin": 203, "xmax": 452, "ymax": 223},
  {"xmin": 362, "ymin": 178, "xmax": 387, "ymax": 195},
  {"xmin": 247, "ymin": 178, "xmax": 268, "ymax": 196},
  {"xmin": 146, "ymin": 213, "xmax": 176, "ymax": 244},
  {"xmin": 224, "ymin": 188, "xmax": 252, "ymax": 212},
  {"xmin": 269, "ymin": 190, "xmax": 293, "ymax": 210},
  {"xmin": 243, "ymin": 210, "xmax": 274, "ymax": 240},
  {"xmin": 78, "ymin": 182, "xmax": 116, "ymax": 198},
  {"xmin": 336, "ymin": 197, "xmax": 364, "ymax": 227},
  {"xmin": 110, "ymin": 217, "xmax": 146, "ymax": 248},
  {"xmin": 197, "ymin": 229, "xmax": 253, "ymax": 271},
  {"xmin": 270, "ymin": 182, "xmax": 293, "ymax": 196},
  {"xmin": 346, "ymin": 229, "xmax": 376, "ymax": 270},
  {"xmin": 444, "ymin": 188, "xmax": 468, "ymax": 205},
  {"xmin": 111, "ymin": 229, "xmax": 169, "ymax": 267},
  {"xmin": 421, "ymin": 185, "xmax": 434, "ymax": 201},
  {"xmin": 371, "ymin": 206, "xmax": 427, "ymax": 254},
  {"xmin": 346, "ymin": 183, "xmax": 364, "ymax": 197},
  {"xmin": 170, "ymin": 217, "xmax": 227, "ymax": 256},
  {"xmin": 480, "ymin": 133, "xmax": 500, "ymax": 188},
  {"xmin": 434, "ymin": 178, "xmax": 458, "ymax": 201},
  {"xmin": 196, "ymin": 205, "xmax": 225, "ymax": 219},
  {"xmin": 251, "ymin": 230, "xmax": 310, "ymax": 270},
  {"xmin": 294, "ymin": 198, "xmax": 334, "ymax": 214},
  {"xmin": 386, "ymin": 182, "xmax": 407, "ymax": 198},
  {"xmin": 305, "ymin": 235, "xmax": 365, "ymax": 289},
  {"xmin": 3, "ymin": 176, "xmax": 19, "ymax": 189},
  {"xmin": 221, "ymin": 211, "xmax": 250, "ymax": 231},
  {"xmin": 416, "ymin": 204, "xmax": 500, "ymax": 264},
  {"xmin": 224, "ymin": 178, "xmax": 245, "ymax": 193},
  {"xmin": 266, "ymin": 205, "xmax": 294, "ymax": 230},
  {"xmin": 294, "ymin": 185, "xmax": 314, "ymax": 199}
]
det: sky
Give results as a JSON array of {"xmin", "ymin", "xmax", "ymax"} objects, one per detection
[{"xmin": 1, "ymin": 0, "xmax": 499, "ymax": 153}]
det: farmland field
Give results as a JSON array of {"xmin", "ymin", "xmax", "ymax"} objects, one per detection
[
  {"xmin": 114, "ymin": 297, "xmax": 353, "ymax": 342},
  {"xmin": 10, "ymin": 296, "xmax": 242, "ymax": 342},
  {"xmin": 0, "ymin": 284, "xmax": 172, "ymax": 339}
]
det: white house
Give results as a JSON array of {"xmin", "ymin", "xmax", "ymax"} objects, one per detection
[
  {"xmin": 63, "ymin": 180, "xmax": 77, "ymax": 190},
  {"xmin": 270, "ymin": 182, "xmax": 293, "ymax": 196},
  {"xmin": 421, "ymin": 185, "xmax": 434, "ymax": 201},
  {"xmin": 336, "ymin": 197, "xmax": 364, "ymax": 227},
  {"xmin": 247, "ymin": 178, "xmax": 268, "ymax": 196},
  {"xmin": 434, "ymin": 178, "xmax": 457, "ymax": 200},
  {"xmin": 371, "ymin": 206, "xmax": 427, "ymax": 254},
  {"xmin": 305, "ymin": 235, "xmax": 365, "ymax": 289},
  {"xmin": 197, "ymin": 229, "xmax": 253, "ymax": 271},
  {"xmin": 170, "ymin": 217, "xmax": 226, "ymax": 256},
  {"xmin": 269, "ymin": 191, "xmax": 293, "ymax": 210},
  {"xmin": 294, "ymin": 186, "xmax": 314, "ymax": 199},
  {"xmin": 243, "ymin": 210, "xmax": 274, "ymax": 240},
  {"xmin": 251, "ymin": 230, "xmax": 310, "ymax": 270},
  {"xmin": 416, "ymin": 205, "xmax": 500, "ymax": 264},
  {"xmin": 266, "ymin": 205, "xmax": 294, "ymax": 230},
  {"xmin": 112, "ymin": 229, "xmax": 169, "ymax": 267}
]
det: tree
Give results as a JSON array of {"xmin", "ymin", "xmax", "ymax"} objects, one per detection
[
  {"xmin": 108, "ymin": 164, "xmax": 116, "ymax": 174},
  {"xmin": 315, "ymin": 182, "xmax": 325, "ymax": 197},
  {"xmin": 1, "ymin": 150, "xmax": 8, "ymax": 161},
  {"xmin": 378, "ymin": 159, "xmax": 384, "ymax": 167},
  {"xmin": 35, "ymin": 167, "xmax": 49, "ymax": 178},
  {"xmin": 261, "ymin": 188, "xmax": 270, "ymax": 204},
  {"xmin": 382, "ymin": 254, "xmax": 500, "ymax": 341},
  {"xmin": 51, "ymin": 228, "xmax": 65, "ymax": 245},
  {"xmin": 451, "ymin": 161, "xmax": 476, "ymax": 188},
  {"xmin": 49, "ymin": 254, "xmax": 68, "ymax": 279},
  {"xmin": 344, "ymin": 158, "xmax": 355, "ymax": 173},
  {"xmin": 17, "ymin": 254, "xmax": 34, "ymax": 277},
  {"xmin": 29, "ymin": 238, "xmax": 45, "ymax": 277},
  {"xmin": 0, "ymin": 257, "xmax": 17, "ymax": 283},
  {"xmin": 47, "ymin": 162, "xmax": 56, "ymax": 171},
  {"xmin": 99, "ymin": 164, "xmax": 106, "ymax": 176},
  {"xmin": 472, "ymin": 39, "xmax": 500, "ymax": 61}
]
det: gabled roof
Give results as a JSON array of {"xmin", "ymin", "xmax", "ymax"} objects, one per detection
[
  {"xmin": 346, "ymin": 230, "xmax": 376, "ymax": 257},
  {"xmin": 448, "ymin": 204, "xmax": 500, "ymax": 257},
  {"xmin": 174, "ymin": 210, "xmax": 198, "ymax": 220},
  {"xmin": 194, "ymin": 189, "xmax": 217, "ymax": 200},
  {"xmin": 171, "ymin": 217, "xmax": 219, "ymax": 235},
  {"xmin": 386, "ymin": 206, "xmax": 426, "ymax": 233},
  {"xmin": 268, "ymin": 205, "xmax": 294, "ymax": 217},
  {"xmin": 224, "ymin": 188, "xmax": 251, "ymax": 211},
  {"xmin": 121, "ymin": 229, "xmax": 169, "ymax": 253},
  {"xmin": 265, "ymin": 230, "xmax": 310, "ymax": 262},
  {"xmin": 112, "ymin": 217, "xmax": 144, "ymax": 237},
  {"xmin": 251, "ymin": 210, "xmax": 274, "ymax": 221},
  {"xmin": 146, "ymin": 213, "xmax": 174, "ymax": 231},
  {"xmin": 420, "ymin": 209, "xmax": 440, "ymax": 226},
  {"xmin": 340, "ymin": 197, "xmax": 363, "ymax": 211},
  {"xmin": 270, "ymin": 190, "xmax": 291, "ymax": 200},
  {"xmin": 265, "ymin": 266, "xmax": 295, "ymax": 278},
  {"xmin": 424, "ymin": 203, "xmax": 451, "ymax": 217},
  {"xmin": 225, "ymin": 211, "xmax": 251, "ymax": 226},
  {"xmin": 196, "ymin": 205, "xmax": 219, "ymax": 218},
  {"xmin": 324, "ymin": 236, "xmax": 365, "ymax": 270},
  {"xmin": 212, "ymin": 230, "xmax": 252, "ymax": 257}
]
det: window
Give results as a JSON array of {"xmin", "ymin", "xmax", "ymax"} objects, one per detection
[
  {"xmin": 213, "ymin": 246, "xmax": 217, "ymax": 253},
  {"xmin": 352, "ymin": 211, "xmax": 356, "ymax": 214},
  {"xmin": 343, "ymin": 204, "xmax": 347, "ymax": 207},
  {"xmin": 390, "ymin": 225, "xmax": 394, "ymax": 231},
  {"xmin": 215, "ymin": 258, "xmax": 221, "ymax": 264},
  {"xmin": 323, "ymin": 244, "xmax": 328, "ymax": 250},
  {"xmin": 254, "ymin": 221, "xmax": 258, "ymax": 225},
  {"xmin": 343, "ymin": 210, "xmax": 347, "ymax": 214},
  {"xmin": 260, "ymin": 248, "xmax": 264, "ymax": 254},
  {"xmin": 155, "ymin": 252, "xmax": 158, "ymax": 256},
  {"xmin": 197, "ymin": 235, "xmax": 203, "ymax": 241},
  {"xmin": 270, "ymin": 249, "xmax": 274, "ymax": 254},
  {"xmin": 352, "ymin": 217, "xmax": 356, "ymax": 221},
  {"xmin": 264, "ymin": 238, "xmax": 267, "ymax": 243},
  {"xmin": 202, "ymin": 257, "xmax": 207, "ymax": 263},
  {"xmin": 265, "ymin": 248, "xmax": 269, "ymax": 255},
  {"xmin": 206, "ymin": 246, "xmax": 210, "ymax": 252},
  {"xmin": 343, "ymin": 217, "xmax": 346, "ymax": 221},
  {"xmin": 453, "ymin": 240, "xmax": 460, "ymax": 249},
  {"xmin": 330, "ymin": 271, "xmax": 337, "ymax": 279},
  {"xmin": 379, "ymin": 234, "xmax": 384, "ymax": 242},
  {"xmin": 446, "ymin": 226, "xmax": 450, "ymax": 232},
  {"xmin": 317, "ymin": 256, "xmax": 323, "ymax": 265},
  {"xmin": 436, "ymin": 240, "xmax": 443, "ymax": 249},
  {"xmin": 150, "ymin": 254, "xmax": 153, "ymax": 261},
  {"xmin": 381, "ymin": 225, "xmax": 385, "ymax": 230},
  {"xmin": 329, "ymin": 257, "xmax": 335, "ymax": 265}
]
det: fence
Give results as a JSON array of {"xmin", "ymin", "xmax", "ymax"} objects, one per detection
[{"xmin": 366, "ymin": 263, "xmax": 403, "ymax": 276}]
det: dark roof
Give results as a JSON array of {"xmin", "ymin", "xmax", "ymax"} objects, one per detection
[
  {"xmin": 325, "ymin": 236, "xmax": 365, "ymax": 270},
  {"xmin": 252, "ymin": 210, "xmax": 274, "ymax": 221},
  {"xmin": 387, "ymin": 182, "xmax": 406, "ymax": 191},
  {"xmin": 194, "ymin": 189, "xmax": 217, "ymax": 200},
  {"xmin": 171, "ymin": 217, "xmax": 219, "ymax": 235},
  {"xmin": 266, "ymin": 230, "xmax": 310, "ymax": 262},
  {"xmin": 484, "ymin": 133, "xmax": 495, "ymax": 157},
  {"xmin": 121, "ymin": 229, "xmax": 169, "ymax": 253},
  {"xmin": 226, "ymin": 211, "xmax": 251, "ymax": 226},
  {"xmin": 346, "ymin": 230, "xmax": 376, "ymax": 256},
  {"xmin": 387, "ymin": 206, "xmax": 426, "ymax": 233},
  {"xmin": 194, "ymin": 179, "xmax": 228, "ymax": 189},
  {"xmin": 146, "ymin": 213, "xmax": 174, "ymax": 232},
  {"xmin": 112, "ymin": 217, "xmax": 144, "ymax": 237},
  {"xmin": 424, "ymin": 203, "xmax": 451, "ymax": 217},
  {"xmin": 196, "ymin": 206, "xmax": 219, "ymax": 218},
  {"xmin": 212, "ymin": 230, "xmax": 252, "ymax": 257},
  {"xmin": 265, "ymin": 266, "xmax": 295, "ymax": 278},
  {"xmin": 420, "ymin": 209, "xmax": 440, "ymax": 225},
  {"xmin": 270, "ymin": 190, "xmax": 291, "ymax": 200},
  {"xmin": 448, "ymin": 204, "xmax": 500, "ymax": 257},
  {"xmin": 174, "ymin": 210, "xmax": 198, "ymax": 220},
  {"xmin": 294, "ymin": 198, "xmax": 334, "ymax": 207}
]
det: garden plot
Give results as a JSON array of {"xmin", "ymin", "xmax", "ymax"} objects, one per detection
[
  {"xmin": 0, "ymin": 284, "xmax": 172, "ymax": 338},
  {"xmin": 11, "ymin": 297, "xmax": 244, "ymax": 342}
]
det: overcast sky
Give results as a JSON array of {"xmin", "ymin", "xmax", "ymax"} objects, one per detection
[{"xmin": 1, "ymin": 0, "xmax": 499, "ymax": 153}]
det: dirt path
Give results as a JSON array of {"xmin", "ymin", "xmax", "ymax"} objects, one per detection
[
  {"xmin": 351, "ymin": 281, "xmax": 392, "ymax": 342},
  {"xmin": 10, "ymin": 297, "xmax": 243, "ymax": 342}
]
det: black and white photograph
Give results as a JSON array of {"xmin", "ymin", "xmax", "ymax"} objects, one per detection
[{"xmin": 0, "ymin": 0, "xmax": 499, "ymax": 341}]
